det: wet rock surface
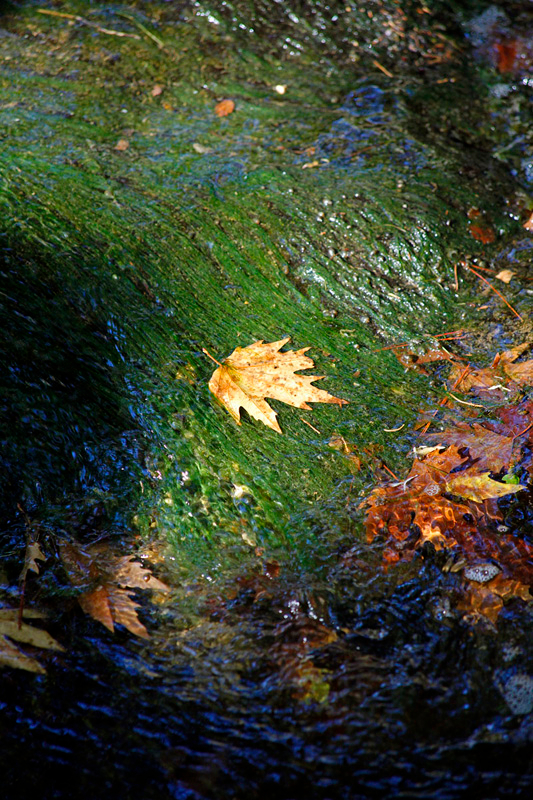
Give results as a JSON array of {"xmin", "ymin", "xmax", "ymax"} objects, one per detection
[{"xmin": 1, "ymin": 1, "xmax": 533, "ymax": 798}]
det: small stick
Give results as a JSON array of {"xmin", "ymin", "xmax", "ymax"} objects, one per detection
[
  {"xmin": 373, "ymin": 329, "xmax": 468, "ymax": 353},
  {"xmin": 451, "ymin": 364, "xmax": 471, "ymax": 391},
  {"xmin": 381, "ymin": 462, "xmax": 400, "ymax": 481},
  {"xmin": 512, "ymin": 422, "xmax": 533, "ymax": 441},
  {"xmin": 36, "ymin": 8, "xmax": 141, "ymax": 39},
  {"xmin": 373, "ymin": 59, "xmax": 394, "ymax": 78},
  {"xmin": 345, "ymin": 476, "xmax": 355, "ymax": 508},
  {"xmin": 300, "ymin": 417, "xmax": 321, "ymax": 434},
  {"xmin": 383, "ymin": 423, "xmax": 405, "ymax": 432},
  {"xmin": 115, "ymin": 12, "xmax": 166, "ymax": 50},
  {"xmin": 202, "ymin": 347, "xmax": 223, "ymax": 367},
  {"xmin": 466, "ymin": 264, "xmax": 522, "ymax": 320},
  {"xmin": 446, "ymin": 392, "xmax": 484, "ymax": 408}
]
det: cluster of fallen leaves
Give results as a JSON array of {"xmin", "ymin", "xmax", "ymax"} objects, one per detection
[
  {"xmin": 360, "ymin": 341, "xmax": 533, "ymax": 624},
  {"xmin": 1, "ymin": 535, "xmax": 169, "ymax": 675}
]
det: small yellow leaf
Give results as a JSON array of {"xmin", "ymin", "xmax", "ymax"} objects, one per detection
[
  {"xmin": 114, "ymin": 138, "xmax": 129, "ymax": 151},
  {"xmin": 445, "ymin": 472, "xmax": 526, "ymax": 502},
  {"xmin": 206, "ymin": 338, "xmax": 347, "ymax": 433},
  {"xmin": 26, "ymin": 542, "xmax": 45, "ymax": 574},
  {"xmin": 495, "ymin": 269, "xmax": 515, "ymax": 283}
]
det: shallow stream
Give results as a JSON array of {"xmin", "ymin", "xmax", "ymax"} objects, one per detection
[{"xmin": 1, "ymin": 1, "xmax": 533, "ymax": 797}]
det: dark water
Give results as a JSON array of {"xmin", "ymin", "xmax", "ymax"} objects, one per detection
[{"xmin": 1, "ymin": 1, "xmax": 533, "ymax": 798}]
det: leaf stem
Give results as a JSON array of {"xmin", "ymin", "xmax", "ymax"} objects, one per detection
[{"xmin": 202, "ymin": 348, "xmax": 223, "ymax": 367}]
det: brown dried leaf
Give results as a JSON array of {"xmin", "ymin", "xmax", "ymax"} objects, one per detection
[
  {"xmin": 26, "ymin": 542, "xmax": 46, "ymax": 575},
  {"xmin": 0, "ymin": 635, "xmax": 45, "ymax": 674},
  {"xmin": 393, "ymin": 347, "xmax": 456, "ymax": 373},
  {"xmin": 105, "ymin": 585, "xmax": 149, "ymax": 639},
  {"xmin": 114, "ymin": 138, "xmax": 129, "ymax": 151},
  {"xmin": 207, "ymin": 338, "xmax": 347, "ymax": 434},
  {"xmin": 447, "ymin": 362, "xmax": 502, "ymax": 394},
  {"xmin": 360, "ymin": 446, "xmax": 479, "ymax": 550},
  {"xmin": 458, "ymin": 573, "xmax": 532, "ymax": 624},
  {"xmin": 114, "ymin": 555, "xmax": 170, "ymax": 593},
  {"xmin": 498, "ymin": 342, "xmax": 531, "ymax": 365},
  {"xmin": 469, "ymin": 224, "xmax": 496, "ymax": 243},
  {"xmin": 490, "ymin": 399, "xmax": 533, "ymax": 438},
  {"xmin": 78, "ymin": 586, "xmax": 115, "ymax": 632},
  {"xmin": 426, "ymin": 422, "xmax": 514, "ymax": 473},
  {"xmin": 0, "ymin": 611, "xmax": 64, "ymax": 651},
  {"xmin": 504, "ymin": 359, "xmax": 533, "ymax": 385},
  {"xmin": 447, "ymin": 345, "xmax": 532, "ymax": 398},
  {"xmin": 60, "ymin": 541, "xmax": 167, "ymax": 638}
]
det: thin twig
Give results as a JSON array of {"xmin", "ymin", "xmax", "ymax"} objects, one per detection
[
  {"xmin": 451, "ymin": 364, "xmax": 471, "ymax": 391},
  {"xmin": 116, "ymin": 12, "xmax": 166, "ymax": 50},
  {"xmin": 446, "ymin": 392, "xmax": 484, "ymax": 407},
  {"xmin": 300, "ymin": 417, "xmax": 321, "ymax": 434},
  {"xmin": 36, "ymin": 8, "xmax": 141, "ymax": 40},
  {"xmin": 512, "ymin": 422, "xmax": 533, "ymax": 441},
  {"xmin": 372, "ymin": 59, "xmax": 394, "ymax": 78},
  {"xmin": 381, "ymin": 462, "xmax": 400, "ymax": 481},
  {"xmin": 466, "ymin": 264, "xmax": 522, "ymax": 320},
  {"xmin": 202, "ymin": 348, "xmax": 223, "ymax": 368}
]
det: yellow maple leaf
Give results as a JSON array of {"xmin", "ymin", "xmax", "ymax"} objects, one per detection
[{"xmin": 205, "ymin": 337, "xmax": 347, "ymax": 433}]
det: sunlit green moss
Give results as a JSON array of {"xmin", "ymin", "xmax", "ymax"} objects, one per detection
[{"xmin": 0, "ymin": 0, "xmax": 526, "ymax": 579}]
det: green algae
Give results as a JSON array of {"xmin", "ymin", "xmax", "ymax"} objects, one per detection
[
  {"xmin": 0, "ymin": 0, "xmax": 529, "ymax": 580},
  {"xmin": 3, "ymin": 5, "xmax": 533, "ymax": 799}
]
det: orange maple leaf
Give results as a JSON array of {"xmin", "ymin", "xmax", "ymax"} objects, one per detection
[{"xmin": 206, "ymin": 338, "xmax": 347, "ymax": 433}]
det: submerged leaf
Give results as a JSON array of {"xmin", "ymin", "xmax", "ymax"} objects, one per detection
[
  {"xmin": 445, "ymin": 472, "xmax": 526, "ymax": 502},
  {"xmin": 426, "ymin": 422, "xmax": 514, "ymax": 473},
  {"xmin": 0, "ymin": 608, "xmax": 64, "ymax": 674},
  {"xmin": 60, "ymin": 541, "xmax": 169, "ymax": 639},
  {"xmin": 207, "ymin": 338, "xmax": 347, "ymax": 433}
]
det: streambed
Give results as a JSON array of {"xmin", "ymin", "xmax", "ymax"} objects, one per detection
[{"xmin": 1, "ymin": 1, "xmax": 533, "ymax": 797}]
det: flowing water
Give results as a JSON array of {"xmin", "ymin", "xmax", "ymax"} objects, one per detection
[{"xmin": 1, "ymin": 1, "xmax": 533, "ymax": 797}]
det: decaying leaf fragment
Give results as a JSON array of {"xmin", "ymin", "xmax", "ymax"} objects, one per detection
[
  {"xmin": 360, "ymin": 445, "xmax": 481, "ymax": 553},
  {"xmin": 206, "ymin": 338, "xmax": 347, "ymax": 433},
  {"xmin": 447, "ymin": 342, "xmax": 532, "ymax": 399},
  {"xmin": 215, "ymin": 99, "xmax": 235, "ymax": 117},
  {"xmin": 60, "ymin": 542, "xmax": 170, "ymax": 639}
]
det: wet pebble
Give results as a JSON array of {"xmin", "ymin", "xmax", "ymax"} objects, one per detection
[
  {"xmin": 501, "ymin": 674, "xmax": 533, "ymax": 715},
  {"xmin": 464, "ymin": 563, "xmax": 501, "ymax": 583}
]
